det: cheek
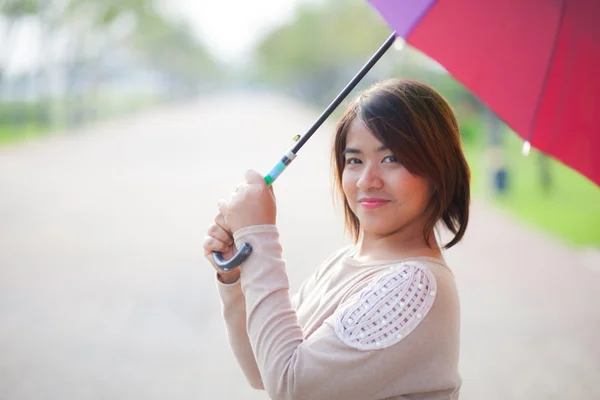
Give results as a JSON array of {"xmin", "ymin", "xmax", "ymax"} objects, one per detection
[
  {"xmin": 397, "ymin": 175, "xmax": 432, "ymax": 207},
  {"xmin": 341, "ymin": 170, "xmax": 356, "ymax": 202},
  {"xmin": 387, "ymin": 169, "xmax": 423, "ymax": 197}
]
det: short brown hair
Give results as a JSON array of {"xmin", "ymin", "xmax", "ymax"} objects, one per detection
[{"xmin": 331, "ymin": 79, "xmax": 470, "ymax": 249}]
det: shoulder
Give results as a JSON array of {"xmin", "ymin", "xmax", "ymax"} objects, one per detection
[
  {"xmin": 297, "ymin": 245, "xmax": 354, "ymax": 292},
  {"xmin": 325, "ymin": 245, "xmax": 355, "ymax": 264},
  {"xmin": 334, "ymin": 261, "xmax": 438, "ymax": 351},
  {"xmin": 314, "ymin": 245, "xmax": 355, "ymax": 279}
]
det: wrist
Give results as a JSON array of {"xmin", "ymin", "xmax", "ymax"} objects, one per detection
[
  {"xmin": 233, "ymin": 224, "xmax": 279, "ymax": 243},
  {"xmin": 217, "ymin": 269, "xmax": 240, "ymax": 284}
]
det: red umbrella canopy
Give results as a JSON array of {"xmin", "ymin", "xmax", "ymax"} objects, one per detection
[{"xmin": 368, "ymin": 0, "xmax": 600, "ymax": 186}]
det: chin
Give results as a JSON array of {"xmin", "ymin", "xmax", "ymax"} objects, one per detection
[{"xmin": 359, "ymin": 220, "xmax": 405, "ymax": 237}]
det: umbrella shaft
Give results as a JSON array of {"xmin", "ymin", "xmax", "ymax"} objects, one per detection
[
  {"xmin": 291, "ymin": 31, "xmax": 397, "ymax": 154},
  {"xmin": 264, "ymin": 31, "xmax": 397, "ymax": 186}
]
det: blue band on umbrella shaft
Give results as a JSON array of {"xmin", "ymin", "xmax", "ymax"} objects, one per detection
[{"xmin": 265, "ymin": 161, "xmax": 287, "ymax": 185}]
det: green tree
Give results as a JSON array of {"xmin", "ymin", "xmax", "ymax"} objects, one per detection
[
  {"xmin": 251, "ymin": 0, "xmax": 389, "ymax": 104},
  {"xmin": 127, "ymin": 11, "xmax": 220, "ymax": 97}
]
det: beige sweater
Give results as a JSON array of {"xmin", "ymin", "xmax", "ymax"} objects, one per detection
[{"xmin": 216, "ymin": 225, "xmax": 461, "ymax": 400}]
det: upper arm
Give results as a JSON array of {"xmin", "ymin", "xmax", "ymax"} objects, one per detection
[{"xmin": 335, "ymin": 263, "xmax": 437, "ymax": 350}]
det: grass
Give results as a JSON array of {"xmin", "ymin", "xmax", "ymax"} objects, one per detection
[
  {"xmin": 463, "ymin": 129, "xmax": 600, "ymax": 248},
  {"xmin": 0, "ymin": 124, "xmax": 48, "ymax": 146},
  {"xmin": 0, "ymin": 93, "xmax": 161, "ymax": 148}
]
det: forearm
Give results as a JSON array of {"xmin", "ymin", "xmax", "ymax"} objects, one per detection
[
  {"xmin": 216, "ymin": 276, "xmax": 264, "ymax": 389},
  {"xmin": 234, "ymin": 225, "xmax": 305, "ymax": 397}
]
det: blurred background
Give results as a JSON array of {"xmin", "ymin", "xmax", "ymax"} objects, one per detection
[{"xmin": 1, "ymin": 0, "xmax": 599, "ymax": 399}]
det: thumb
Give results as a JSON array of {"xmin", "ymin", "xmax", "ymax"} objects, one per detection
[{"xmin": 245, "ymin": 169, "xmax": 265, "ymax": 185}]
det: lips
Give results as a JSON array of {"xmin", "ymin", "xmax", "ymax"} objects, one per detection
[{"xmin": 358, "ymin": 198, "xmax": 390, "ymax": 209}]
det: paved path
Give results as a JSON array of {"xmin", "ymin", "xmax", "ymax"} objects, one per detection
[{"xmin": 0, "ymin": 93, "xmax": 598, "ymax": 399}]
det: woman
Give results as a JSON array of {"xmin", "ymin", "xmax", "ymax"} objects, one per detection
[{"xmin": 203, "ymin": 79, "xmax": 470, "ymax": 400}]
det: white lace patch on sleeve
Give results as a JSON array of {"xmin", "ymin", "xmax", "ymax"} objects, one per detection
[{"xmin": 335, "ymin": 263, "xmax": 438, "ymax": 351}]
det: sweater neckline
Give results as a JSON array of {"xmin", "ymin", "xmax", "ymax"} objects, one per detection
[{"xmin": 342, "ymin": 246, "xmax": 451, "ymax": 270}]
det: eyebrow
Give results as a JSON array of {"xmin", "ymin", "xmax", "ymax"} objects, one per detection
[{"xmin": 342, "ymin": 145, "xmax": 389, "ymax": 155}]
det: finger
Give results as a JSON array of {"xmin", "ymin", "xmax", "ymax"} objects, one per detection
[
  {"xmin": 217, "ymin": 198, "xmax": 228, "ymax": 214},
  {"xmin": 245, "ymin": 169, "xmax": 265, "ymax": 185},
  {"xmin": 214, "ymin": 213, "xmax": 233, "ymax": 236},
  {"xmin": 208, "ymin": 223, "xmax": 233, "ymax": 244},
  {"xmin": 203, "ymin": 236, "xmax": 231, "ymax": 256}
]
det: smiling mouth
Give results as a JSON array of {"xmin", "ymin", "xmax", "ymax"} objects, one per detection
[{"xmin": 359, "ymin": 199, "xmax": 390, "ymax": 209}]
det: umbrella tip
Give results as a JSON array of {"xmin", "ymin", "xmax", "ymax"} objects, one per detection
[
  {"xmin": 394, "ymin": 38, "xmax": 405, "ymax": 52},
  {"xmin": 522, "ymin": 141, "xmax": 531, "ymax": 157}
]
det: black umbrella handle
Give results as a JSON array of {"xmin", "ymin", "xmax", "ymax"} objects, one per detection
[
  {"xmin": 212, "ymin": 32, "xmax": 397, "ymax": 272},
  {"xmin": 213, "ymin": 242, "xmax": 253, "ymax": 272}
]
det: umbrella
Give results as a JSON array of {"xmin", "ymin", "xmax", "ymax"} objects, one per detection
[
  {"xmin": 368, "ymin": 0, "xmax": 600, "ymax": 187},
  {"xmin": 214, "ymin": 0, "xmax": 600, "ymax": 270}
]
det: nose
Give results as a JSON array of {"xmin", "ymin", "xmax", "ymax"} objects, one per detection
[{"xmin": 357, "ymin": 163, "xmax": 383, "ymax": 191}]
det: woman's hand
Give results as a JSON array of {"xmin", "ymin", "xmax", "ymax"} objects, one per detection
[
  {"xmin": 204, "ymin": 169, "xmax": 276, "ymax": 282},
  {"xmin": 203, "ymin": 213, "xmax": 240, "ymax": 284},
  {"xmin": 218, "ymin": 169, "xmax": 276, "ymax": 234}
]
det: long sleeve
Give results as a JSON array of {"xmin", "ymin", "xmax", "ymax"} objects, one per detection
[
  {"xmin": 234, "ymin": 225, "xmax": 461, "ymax": 400},
  {"xmin": 216, "ymin": 277, "xmax": 264, "ymax": 389},
  {"xmin": 215, "ymin": 246, "xmax": 338, "ymax": 388}
]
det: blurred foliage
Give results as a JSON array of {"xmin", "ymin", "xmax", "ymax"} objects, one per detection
[
  {"xmin": 250, "ymin": 0, "xmax": 391, "ymax": 105},
  {"xmin": 58, "ymin": 0, "xmax": 221, "ymax": 94},
  {"xmin": 495, "ymin": 132, "xmax": 600, "ymax": 246},
  {"xmin": 127, "ymin": 11, "xmax": 220, "ymax": 96},
  {"xmin": 253, "ymin": 0, "xmax": 388, "ymax": 80},
  {"xmin": 0, "ymin": 101, "xmax": 49, "ymax": 124},
  {"xmin": 1, "ymin": 0, "xmax": 41, "ymax": 16},
  {"xmin": 65, "ymin": 0, "xmax": 149, "ymax": 27},
  {"xmin": 466, "ymin": 129, "xmax": 600, "ymax": 247},
  {"xmin": 250, "ymin": 0, "xmax": 483, "ymax": 118},
  {"xmin": 0, "ymin": 0, "xmax": 221, "ymax": 137}
]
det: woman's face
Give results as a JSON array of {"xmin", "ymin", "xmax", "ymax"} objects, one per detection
[{"xmin": 341, "ymin": 119, "xmax": 434, "ymax": 238}]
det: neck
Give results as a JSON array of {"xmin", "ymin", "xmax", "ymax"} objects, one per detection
[{"xmin": 355, "ymin": 223, "xmax": 442, "ymax": 263}]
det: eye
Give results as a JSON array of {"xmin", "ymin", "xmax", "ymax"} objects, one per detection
[
  {"xmin": 345, "ymin": 157, "xmax": 362, "ymax": 165},
  {"xmin": 382, "ymin": 155, "xmax": 397, "ymax": 163}
]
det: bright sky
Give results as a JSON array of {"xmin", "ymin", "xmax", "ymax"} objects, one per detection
[{"xmin": 165, "ymin": 0, "xmax": 323, "ymax": 63}]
